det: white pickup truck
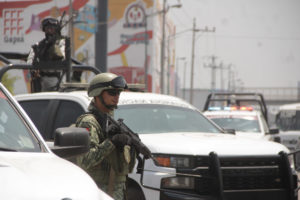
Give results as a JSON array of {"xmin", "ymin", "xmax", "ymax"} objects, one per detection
[
  {"xmin": 0, "ymin": 83, "xmax": 112, "ymax": 200},
  {"xmin": 15, "ymin": 90, "xmax": 299, "ymax": 200}
]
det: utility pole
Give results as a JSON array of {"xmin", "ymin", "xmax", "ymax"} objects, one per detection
[
  {"xmin": 189, "ymin": 18, "xmax": 196, "ymax": 104},
  {"xmin": 189, "ymin": 19, "xmax": 215, "ymax": 104},
  {"xmin": 67, "ymin": 0, "xmax": 74, "ymax": 82},
  {"xmin": 68, "ymin": 0, "xmax": 74, "ymax": 58},
  {"xmin": 220, "ymin": 62, "xmax": 224, "ymax": 91},
  {"xmin": 167, "ymin": 35, "xmax": 171, "ymax": 95},
  {"xmin": 95, "ymin": 0, "xmax": 108, "ymax": 72},
  {"xmin": 227, "ymin": 64, "xmax": 232, "ymax": 91},
  {"xmin": 146, "ymin": 2, "xmax": 181, "ymax": 93},
  {"xmin": 204, "ymin": 55, "xmax": 220, "ymax": 91},
  {"xmin": 144, "ymin": 15, "xmax": 149, "ymax": 91},
  {"xmin": 160, "ymin": 0, "xmax": 167, "ymax": 94},
  {"xmin": 183, "ymin": 60, "xmax": 187, "ymax": 100},
  {"xmin": 174, "ymin": 57, "xmax": 185, "ymax": 96}
]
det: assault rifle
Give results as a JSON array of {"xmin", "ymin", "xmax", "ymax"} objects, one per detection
[{"xmin": 106, "ymin": 115, "xmax": 158, "ymax": 169}]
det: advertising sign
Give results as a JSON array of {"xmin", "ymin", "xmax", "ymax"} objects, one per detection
[{"xmin": 0, "ymin": 0, "xmax": 160, "ymax": 93}]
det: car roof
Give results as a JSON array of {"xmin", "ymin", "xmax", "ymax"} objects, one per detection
[
  {"xmin": 15, "ymin": 90, "xmax": 197, "ymax": 110},
  {"xmin": 119, "ymin": 92, "xmax": 196, "ymax": 109}
]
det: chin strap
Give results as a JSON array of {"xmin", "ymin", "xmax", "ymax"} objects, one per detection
[{"xmin": 99, "ymin": 95, "xmax": 118, "ymax": 110}]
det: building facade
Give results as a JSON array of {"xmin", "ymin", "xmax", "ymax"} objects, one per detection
[{"xmin": 0, "ymin": 0, "xmax": 177, "ymax": 94}]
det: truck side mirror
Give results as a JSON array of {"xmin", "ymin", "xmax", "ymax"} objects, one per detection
[
  {"xmin": 223, "ymin": 129, "xmax": 236, "ymax": 135},
  {"xmin": 51, "ymin": 127, "xmax": 90, "ymax": 158},
  {"xmin": 269, "ymin": 128, "xmax": 279, "ymax": 134}
]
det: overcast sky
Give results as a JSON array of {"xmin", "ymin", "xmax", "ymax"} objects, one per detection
[{"xmin": 166, "ymin": 0, "xmax": 300, "ymax": 89}]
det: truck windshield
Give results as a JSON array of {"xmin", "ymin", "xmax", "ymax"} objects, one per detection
[
  {"xmin": 208, "ymin": 116, "xmax": 261, "ymax": 133},
  {"xmin": 115, "ymin": 104, "xmax": 222, "ymax": 134},
  {"xmin": 276, "ymin": 110, "xmax": 300, "ymax": 131},
  {"xmin": 0, "ymin": 89, "xmax": 40, "ymax": 152}
]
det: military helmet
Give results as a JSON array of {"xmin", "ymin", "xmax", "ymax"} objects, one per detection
[
  {"xmin": 88, "ymin": 73, "xmax": 128, "ymax": 97},
  {"xmin": 41, "ymin": 17, "xmax": 60, "ymax": 32}
]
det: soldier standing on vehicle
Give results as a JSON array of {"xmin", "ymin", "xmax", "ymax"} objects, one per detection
[
  {"xmin": 75, "ymin": 73, "xmax": 136, "ymax": 200},
  {"xmin": 27, "ymin": 17, "xmax": 69, "ymax": 92}
]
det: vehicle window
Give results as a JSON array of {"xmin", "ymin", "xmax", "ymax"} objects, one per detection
[
  {"xmin": 51, "ymin": 100, "xmax": 85, "ymax": 139},
  {"xmin": 0, "ymin": 90, "xmax": 40, "ymax": 152},
  {"xmin": 276, "ymin": 110, "xmax": 300, "ymax": 131},
  {"xmin": 208, "ymin": 116, "xmax": 261, "ymax": 133},
  {"xmin": 19, "ymin": 100, "xmax": 50, "ymax": 137},
  {"xmin": 115, "ymin": 104, "xmax": 222, "ymax": 134}
]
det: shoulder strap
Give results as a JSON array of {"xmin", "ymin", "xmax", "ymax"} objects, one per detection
[{"xmin": 76, "ymin": 112, "xmax": 106, "ymax": 140}]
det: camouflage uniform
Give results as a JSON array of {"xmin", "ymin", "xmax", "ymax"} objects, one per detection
[
  {"xmin": 27, "ymin": 35, "xmax": 66, "ymax": 92},
  {"xmin": 75, "ymin": 100, "xmax": 136, "ymax": 200}
]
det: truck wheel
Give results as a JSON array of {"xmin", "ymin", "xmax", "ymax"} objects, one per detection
[{"xmin": 127, "ymin": 184, "xmax": 145, "ymax": 200}]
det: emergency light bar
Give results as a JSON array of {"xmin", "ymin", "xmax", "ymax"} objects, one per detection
[{"xmin": 208, "ymin": 106, "xmax": 253, "ymax": 111}]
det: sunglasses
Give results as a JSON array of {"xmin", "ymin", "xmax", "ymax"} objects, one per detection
[{"xmin": 106, "ymin": 89, "xmax": 121, "ymax": 96}]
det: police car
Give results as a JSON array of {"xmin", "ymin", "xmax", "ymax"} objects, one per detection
[
  {"xmin": 15, "ymin": 90, "xmax": 298, "ymax": 200},
  {"xmin": 203, "ymin": 92, "xmax": 279, "ymax": 141},
  {"xmin": 0, "ymin": 83, "xmax": 112, "ymax": 200},
  {"xmin": 203, "ymin": 106, "xmax": 278, "ymax": 140}
]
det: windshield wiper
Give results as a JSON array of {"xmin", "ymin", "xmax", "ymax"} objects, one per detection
[{"xmin": 0, "ymin": 147, "xmax": 18, "ymax": 152}]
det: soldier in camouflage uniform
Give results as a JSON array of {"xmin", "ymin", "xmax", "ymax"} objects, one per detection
[
  {"xmin": 75, "ymin": 73, "xmax": 136, "ymax": 200},
  {"xmin": 27, "ymin": 17, "xmax": 67, "ymax": 92}
]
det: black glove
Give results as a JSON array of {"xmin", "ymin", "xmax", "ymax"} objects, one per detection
[
  {"xmin": 111, "ymin": 134, "xmax": 131, "ymax": 148},
  {"xmin": 131, "ymin": 138, "xmax": 152, "ymax": 159},
  {"xmin": 107, "ymin": 123, "xmax": 121, "ymax": 135}
]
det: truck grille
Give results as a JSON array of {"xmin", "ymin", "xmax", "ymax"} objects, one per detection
[{"xmin": 176, "ymin": 153, "xmax": 291, "ymax": 194}]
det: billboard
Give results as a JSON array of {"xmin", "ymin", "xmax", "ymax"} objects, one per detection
[{"xmin": 0, "ymin": 0, "xmax": 171, "ymax": 94}]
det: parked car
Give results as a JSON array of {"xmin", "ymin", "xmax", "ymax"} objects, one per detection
[
  {"xmin": 15, "ymin": 89, "xmax": 298, "ymax": 200},
  {"xmin": 203, "ymin": 92, "xmax": 279, "ymax": 140},
  {"xmin": 0, "ymin": 83, "xmax": 112, "ymax": 200}
]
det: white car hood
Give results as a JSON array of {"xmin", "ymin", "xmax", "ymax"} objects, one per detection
[
  {"xmin": 235, "ymin": 131, "xmax": 268, "ymax": 140},
  {"xmin": 140, "ymin": 132, "xmax": 288, "ymax": 156},
  {"xmin": 0, "ymin": 152, "xmax": 111, "ymax": 200}
]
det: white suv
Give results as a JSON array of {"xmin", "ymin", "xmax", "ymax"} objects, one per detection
[
  {"xmin": 0, "ymin": 83, "xmax": 112, "ymax": 200},
  {"xmin": 15, "ymin": 90, "xmax": 298, "ymax": 200}
]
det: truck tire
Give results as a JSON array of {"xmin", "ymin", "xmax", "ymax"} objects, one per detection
[{"xmin": 127, "ymin": 181, "xmax": 145, "ymax": 200}]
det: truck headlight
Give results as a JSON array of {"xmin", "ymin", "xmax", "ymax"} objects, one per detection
[
  {"xmin": 153, "ymin": 155, "xmax": 192, "ymax": 168},
  {"xmin": 161, "ymin": 177, "xmax": 195, "ymax": 189}
]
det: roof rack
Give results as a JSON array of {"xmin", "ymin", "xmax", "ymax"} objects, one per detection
[
  {"xmin": 0, "ymin": 51, "xmax": 101, "ymax": 92},
  {"xmin": 203, "ymin": 92, "xmax": 268, "ymax": 123},
  {"xmin": 0, "ymin": 52, "xmax": 145, "ymax": 93}
]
